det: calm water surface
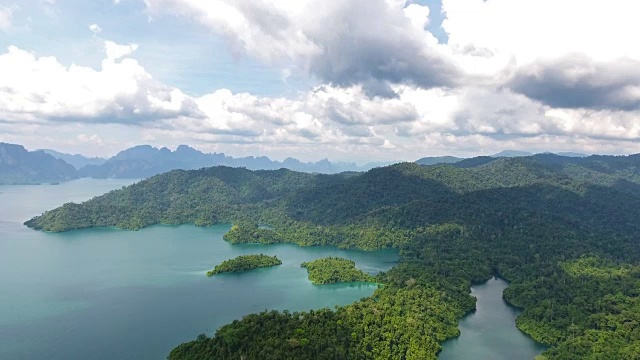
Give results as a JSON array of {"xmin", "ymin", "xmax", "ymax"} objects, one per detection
[
  {"xmin": 439, "ymin": 277, "xmax": 547, "ymax": 360},
  {"xmin": 0, "ymin": 179, "xmax": 398, "ymax": 360}
]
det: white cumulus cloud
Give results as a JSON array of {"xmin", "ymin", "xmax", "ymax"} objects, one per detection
[
  {"xmin": 442, "ymin": 0, "xmax": 640, "ymax": 65},
  {"xmin": 104, "ymin": 40, "xmax": 138, "ymax": 60},
  {"xmin": 89, "ymin": 23, "xmax": 102, "ymax": 35},
  {"xmin": 142, "ymin": 0, "xmax": 640, "ymax": 109},
  {"xmin": 144, "ymin": 0, "xmax": 458, "ymax": 96},
  {"xmin": 0, "ymin": 43, "xmax": 201, "ymax": 124},
  {"xmin": 442, "ymin": 0, "xmax": 640, "ymax": 109},
  {"xmin": 0, "ymin": 6, "xmax": 14, "ymax": 31}
]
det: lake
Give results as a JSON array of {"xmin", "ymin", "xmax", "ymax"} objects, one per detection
[
  {"xmin": 0, "ymin": 179, "xmax": 546, "ymax": 360},
  {"xmin": 439, "ymin": 277, "xmax": 547, "ymax": 359},
  {"xmin": 0, "ymin": 179, "xmax": 398, "ymax": 360}
]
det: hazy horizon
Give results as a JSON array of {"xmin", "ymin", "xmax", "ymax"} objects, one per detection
[{"xmin": 8, "ymin": 141, "xmax": 620, "ymax": 166}]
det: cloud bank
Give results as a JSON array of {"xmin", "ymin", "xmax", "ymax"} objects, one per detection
[
  {"xmin": 144, "ymin": 0, "xmax": 459, "ymax": 96},
  {"xmin": 0, "ymin": 43, "xmax": 201, "ymax": 124},
  {"xmin": 1, "ymin": 0, "xmax": 640, "ymax": 160}
]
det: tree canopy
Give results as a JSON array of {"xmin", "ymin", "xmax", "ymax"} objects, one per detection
[
  {"xmin": 206, "ymin": 254, "xmax": 282, "ymax": 276},
  {"xmin": 301, "ymin": 257, "xmax": 374, "ymax": 284}
]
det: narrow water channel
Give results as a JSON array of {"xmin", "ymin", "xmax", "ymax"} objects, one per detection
[{"xmin": 438, "ymin": 277, "xmax": 547, "ymax": 360}]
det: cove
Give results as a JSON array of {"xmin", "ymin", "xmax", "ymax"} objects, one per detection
[
  {"xmin": 438, "ymin": 277, "xmax": 547, "ymax": 360},
  {"xmin": 0, "ymin": 180, "xmax": 398, "ymax": 360}
]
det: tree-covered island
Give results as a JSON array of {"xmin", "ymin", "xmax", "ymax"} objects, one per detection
[
  {"xmin": 206, "ymin": 254, "xmax": 282, "ymax": 276},
  {"xmin": 301, "ymin": 257, "xmax": 375, "ymax": 284}
]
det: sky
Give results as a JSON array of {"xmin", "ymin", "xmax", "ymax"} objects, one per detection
[{"xmin": 0, "ymin": 0, "xmax": 639, "ymax": 162}]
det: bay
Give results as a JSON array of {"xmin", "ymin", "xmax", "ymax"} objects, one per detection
[
  {"xmin": 438, "ymin": 277, "xmax": 547, "ymax": 360},
  {"xmin": 0, "ymin": 179, "xmax": 398, "ymax": 360}
]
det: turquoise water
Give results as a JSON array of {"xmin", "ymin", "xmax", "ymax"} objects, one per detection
[
  {"xmin": 0, "ymin": 179, "xmax": 398, "ymax": 360},
  {"xmin": 1, "ymin": 180, "xmax": 546, "ymax": 360},
  {"xmin": 439, "ymin": 277, "xmax": 547, "ymax": 359}
]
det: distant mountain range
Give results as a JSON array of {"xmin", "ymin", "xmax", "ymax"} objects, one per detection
[
  {"xmin": 491, "ymin": 150, "xmax": 588, "ymax": 158},
  {"xmin": 414, "ymin": 156, "xmax": 463, "ymax": 166},
  {"xmin": 0, "ymin": 143, "xmax": 394, "ymax": 184},
  {"xmin": 0, "ymin": 143, "xmax": 78, "ymax": 184},
  {"xmin": 0, "ymin": 142, "xmax": 597, "ymax": 185},
  {"xmin": 39, "ymin": 149, "xmax": 107, "ymax": 169},
  {"xmin": 415, "ymin": 150, "xmax": 589, "ymax": 166},
  {"xmin": 74, "ymin": 145, "xmax": 394, "ymax": 179}
]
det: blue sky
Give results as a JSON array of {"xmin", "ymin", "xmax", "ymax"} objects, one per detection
[
  {"xmin": 1, "ymin": 0, "xmax": 310, "ymax": 96},
  {"xmin": 1, "ymin": 0, "xmax": 448, "ymax": 97},
  {"xmin": 1, "ymin": 0, "xmax": 639, "ymax": 161}
]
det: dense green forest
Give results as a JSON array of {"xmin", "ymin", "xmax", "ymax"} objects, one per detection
[
  {"xmin": 301, "ymin": 257, "xmax": 374, "ymax": 284},
  {"xmin": 26, "ymin": 154, "xmax": 640, "ymax": 359},
  {"xmin": 206, "ymin": 254, "xmax": 282, "ymax": 276}
]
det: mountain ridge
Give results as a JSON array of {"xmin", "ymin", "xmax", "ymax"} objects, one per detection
[
  {"xmin": 0, "ymin": 142, "xmax": 613, "ymax": 184},
  {"xmin": 0, "ymin": 143, "xmax": 78, "ymax": 184},
  {"xmin": 59, "ymin": 144, "xmax": 396, "ymax": 178},
  {"xmin": 39, "ymin": 149, "xmax": 107, "ymax": 169}
]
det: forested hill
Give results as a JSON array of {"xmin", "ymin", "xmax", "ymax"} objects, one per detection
[
  {"xmin": 26, "ymin": 153, "xmax": 640, "ymax": 235},
  {"xmin": 26, "ymin": 153, "xmax": 640, "ymax": 359}
]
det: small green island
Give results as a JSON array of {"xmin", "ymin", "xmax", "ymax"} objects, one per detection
[
  {"xmin": 206, "ymin": 254, "xmax": 282, "ymax": 276},
  {"xmin": 301, "ymin": 257, "xmax": 375, "ymax": 284}
]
